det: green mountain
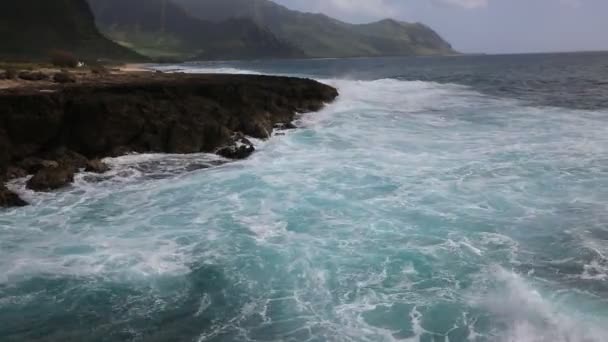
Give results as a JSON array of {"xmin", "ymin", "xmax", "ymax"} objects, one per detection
[
  {"xmin": 174, "ymin": 0, "xmax": 455, "ymax": 58},
  {"xmin": 0, "ymin": 0, "xmax": 143, "ymax": 61},
  {"xmin": 87, "ymin": 0, "xmax": 304, "ymax": 60}
]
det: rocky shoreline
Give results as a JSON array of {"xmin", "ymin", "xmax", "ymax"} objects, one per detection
[{"xmin": 0, "ymin": 72, "xmax": 338, "ymax": 207}]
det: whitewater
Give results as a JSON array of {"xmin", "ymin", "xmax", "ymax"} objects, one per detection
[{"xmin": 2, "ymin": 54, "xmax": 608, "ymax": 341}]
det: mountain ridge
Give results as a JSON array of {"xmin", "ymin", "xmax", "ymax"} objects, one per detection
[
  {"xmin": 174, "ymin": 0, "xmax": 455, "ymax": 58},
  {"xmin": 87, "ymin": 0, "xmax": 305, "ymax": 60}
]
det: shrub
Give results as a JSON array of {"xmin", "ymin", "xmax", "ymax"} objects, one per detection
[{"xmin": 49, "ymin": 50, "xmax": 79, "ymax": 68}]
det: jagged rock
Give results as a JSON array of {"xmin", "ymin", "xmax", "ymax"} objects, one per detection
[
  {"xmin": 26, "ymin": 166, "xmax": 75, "ymax": 191},
  {"xmin": 0, "ymin": 73, "xmax": 337, "ymax": 159},
  {"xmin": 0, "ymin": 184, "xmax": 27, "ymax": 207},
  {"xmin": 53, "ymin": 71, "xmax": 76, "ymax": 84},
  {"xmin": 85, "ymin": 159, "xmax": 109, "ymax": 173},
  {"xmin": 18, "ymin": 71, "xmax": 49, "ymax": 81},
  {"xmin": 216, "ymin": 133, "xmax": 255, "ymax": 159}
]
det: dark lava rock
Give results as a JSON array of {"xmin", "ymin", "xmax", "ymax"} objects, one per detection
[
  {"xmin": 18, "ymin": 158, "xmax": 59, "ymax": 174},
  {"xmin": 26, "ymin": 166, "xmax": 75, "ymax": 191},
  {"xmin": 17, "ymin": 157, "xmax": 59, "ymax": 175},
  {"xmin": 45, "ymin": 148, "xmax": 88, "ymax": 170},
  {"xmin": 18, "ymin": 71, "xmax": 49, "ymax": 81},
  {"xmin": 85, "ymin": 159, "xmax": 110, "ymax": 173},
  {"xmin": 53, "ymin": 71, "xmax": 76, "ymax": 84},
  {"xmin": 0, "ymin": 73, "xmax": 337, "ymax": 161},
  {"xmin": 0, "ymin": 185, "xmax": 27, "ymax": 207},
  {"xmin": 216, "ymin": 133, "xmax": 255, "ymax": 159}
]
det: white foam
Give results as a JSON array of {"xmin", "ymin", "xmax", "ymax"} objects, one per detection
[
  {"xmin": 581, "ymin": 260, "xmax": 608, "ymax": 281},
  {"xmin": 475, "ymin": 267, "xmax": 608, "ymax": 342}
]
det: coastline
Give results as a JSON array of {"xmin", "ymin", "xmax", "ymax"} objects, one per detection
[{"xmin": 0, "ymin": 68, "xmax": 338, "ymax": 207}]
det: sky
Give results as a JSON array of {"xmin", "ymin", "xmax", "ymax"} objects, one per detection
[{"xmin": 273, "ymin": 0, "xmax": 608, "ymax": 54}]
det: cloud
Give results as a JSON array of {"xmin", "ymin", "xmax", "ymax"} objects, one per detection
[
  {"xmin": 434, "ymin": 0, "xmax": 582, "ymax": 10},
  {"xmin": 433, "ymin": 0, "xmax": 488, "ymax": 9},
  {"xmin": 292, "ymin": 0, "xmax": 399, "ymax": 19}
]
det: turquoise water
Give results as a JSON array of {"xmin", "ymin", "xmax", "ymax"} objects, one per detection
[{"xmin": 2, "ymin": 55, "xmax": 608, "ymax": 341}]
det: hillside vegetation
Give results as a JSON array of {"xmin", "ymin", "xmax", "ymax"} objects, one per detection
[
  {"xmin": 174, "ymin": 0, "xmax": 455, "ymax": 58},
  {"xmin": 0, "ymin": 0, "xmax": 143, "ymax": 62},
  {"xmin": 88, "ymin": 0, "xmax": 304, "ymax": 60}
]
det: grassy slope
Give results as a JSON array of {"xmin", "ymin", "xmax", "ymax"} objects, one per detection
[
  {"xmin": 0, "ymin": 0, "xmax": 143, "ymax": 62},
  {"xmin": 174, "ymin": 0, "xmax": 455, "ymax": 58},
  {"xmin": 87, "ymin": 0, "xmax": 305, "ymax": 60}
]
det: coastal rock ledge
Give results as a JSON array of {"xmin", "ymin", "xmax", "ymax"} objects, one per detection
[{"xmin": 0, "ymin": 73, "xmax": 338, "ymax": 207}]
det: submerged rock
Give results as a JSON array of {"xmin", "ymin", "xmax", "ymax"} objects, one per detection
[
  {"xmin": 0, "ymin": 184, "xmax": 27, "ymax": 207},
  {"xmin": 216, "ymin": 133, "xmax": 255, "ymax": 159},
  {"xmin": 26, "ymin": 166, "xmax": 75, "ymax": 191},
  {"xmin": 185, "ymin": 163, "xmax": 212, "ymax": 172}
]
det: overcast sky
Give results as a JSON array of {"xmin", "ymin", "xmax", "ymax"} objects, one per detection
[{"xmin": 273, "ymin": 0, "xmax": 608, "ymax": 54}]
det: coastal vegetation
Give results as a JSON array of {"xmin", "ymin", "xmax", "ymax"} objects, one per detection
[
  {"xmin": 0, "ymin": 0, "xmax": 144, "ymax": 62},
  {"xmin": 87, "ymin": 0, "xmax": 304, "ymax": 60}
]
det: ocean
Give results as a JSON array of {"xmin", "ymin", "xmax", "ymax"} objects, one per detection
[{"xmin": 2, "ymin": 52, "xmax": 608, "ymax": 341}]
